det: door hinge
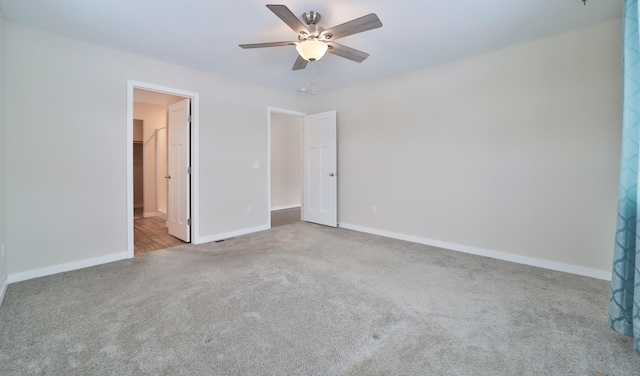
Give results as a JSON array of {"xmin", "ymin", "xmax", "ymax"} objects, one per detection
[
  {"xmin": 187, "ymin": 218, "xmax": 191, "ymax": 226},
  {"xmin": 187, "ymin": 166, "xmax": 192, "ymax": 174}
]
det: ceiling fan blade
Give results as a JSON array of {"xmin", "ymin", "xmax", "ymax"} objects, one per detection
[
  {"xmin": 326, "ymin": 42, "xmax": 370, "ymax": 63},
  {"xmin": 266, "ymin": 4, "xmax": 309, "ymax": 35},
  {"xmin": 292, "ymin": 55, "xmax": 308, "ymax": 70},
  {"xmin": 239, "ymin": 41, "xmax": 295, "ymax": 49},
  {"xmin": 322, "ymin": 13, "xmax": 382, "ymax": 40}
]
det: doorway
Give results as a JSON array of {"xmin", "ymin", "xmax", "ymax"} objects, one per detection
[
  {"xmin": 127, "ymin": 81, "xmax": 200, "ymax": 258},
  {"xmin": 268, "ymin": 107, "xmax": 338, "ymax": 229},
  {"xmin": 270, "ymin": 111, "xmax": 303, "ymax": 227}
]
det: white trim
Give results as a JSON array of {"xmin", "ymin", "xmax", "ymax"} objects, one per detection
[
  {"xmin": 338, "ymin": 223, "xmax": 612, "ymax": 281},
  {"xmin": 271, "ymin": 204, "xmax": 301, "ymax": 211},
  {"xmin": 191, "ymin": 96, "xmax": 201, "ymax": 244},
  {"xmin": 267, "ymin": 107, "xmax": 306, "ymax": 230},
  {"xmin": 143, "ymin": 212, "xmax": 159, "ymax": 218},
  {"xmin": 0, "ymin": 275, "xmax": 8, "ymax": 308},
  {"xmin": 127, "ymin": 80, "xmax": 201, "ymax": 257},
  {"xmin": 134, "ymin": 204, "xmax": 143, "ymax": 209},
  {"xmin": 268, "ymin": 107, "xmax": 307, "ymax": 117},
  {"xmin": 195, "ymin": 225, "xmax": 269, "ymax": 245},
  {"xmin": 127, "ymin": 83, "xmax": 134, "ymax": 259},
  {"xmin": 157, "ymin": 210, "xmax": 167, "ymax": 221},
  {"xmin": 6, "ymin": 252, "xmax": 129, "ymax": 284}
]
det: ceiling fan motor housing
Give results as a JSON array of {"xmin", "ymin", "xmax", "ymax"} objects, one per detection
[
  {"xmin": 299, "ymin": 11, "xmax": 328, "ymax": 41},
  {"xmin": 303, "ymin": 11, "xmax": 321, "ymax": 25}
]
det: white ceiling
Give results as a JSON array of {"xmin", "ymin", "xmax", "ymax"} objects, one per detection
[{"xmin": 0, "ymin": 0, "xmax": 623, "ymax": 94}]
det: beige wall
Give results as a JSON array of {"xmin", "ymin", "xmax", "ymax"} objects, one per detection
[
  {"xmin": 271, "ymin": 113, "xmax": 302, "ymax": 209},
  {"xmin": 310, "ymin": 19, "xmax": 623, "ymax": 274},
  {"xmin": 133, "ymin": 102, "xmax": 166, "ymax": 216},
  {"xmin": 4, "ymin": 22, "xmax": 306, "ymax": 275},
  {"xmin": 0, "ymin": 9, "xmax": 7, "ymax": 291}
]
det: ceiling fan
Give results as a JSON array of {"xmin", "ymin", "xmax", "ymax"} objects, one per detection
[{"xmin": 239, "ymin": 4, "xmax": 383, "ymax": 70}]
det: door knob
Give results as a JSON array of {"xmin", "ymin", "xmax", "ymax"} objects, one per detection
[
  {"xmin": 329, "ymin": 172, "xmax": 336, "ymax": 177},
  {"xmin": 165, "ymin": 175, "xmax": 171, "ymax": 179}
]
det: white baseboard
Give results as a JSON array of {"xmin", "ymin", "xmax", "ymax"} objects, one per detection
[
  {"xmin": 157, "ymin": 210, "xmax": 167, "ymax": 221},
  {"xmin": 134, "ymin": 204, "xmax": 143, "ymax": 209},
  {"xmin": 0, "ymin": 275, "xmax": 8, "ymax": 308},
  {"xmin": 271, "ymin": 204, "xmax": 301, "ymax": 211},
  {"xmin": 338, "ymin": 223, "xmax": 612, "ymax": 281},
  {"xmin": 195, "ymin": 225, "xmax": 269, "ymax": 245},
  {"xmin": 143, "ymin": 212, "xmax": 159, "ymax": 218},
  {"xmin": 6, "ymin": 252, "xmax": 129, "ymax": 284}
]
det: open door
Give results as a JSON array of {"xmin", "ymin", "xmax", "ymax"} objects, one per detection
[
  {"xmin": 303, "ymin": 110, "xmax": 337, "ymax": 227},
  {"xmin": 168, "ymin": 98, "xmax": 191, "ymax": 241}
]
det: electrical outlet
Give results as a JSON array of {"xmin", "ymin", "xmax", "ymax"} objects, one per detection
[
  {"xmin": 247, "ymin": 206, "xmax": 252, "ymax": 214},
  {"xmin": 371, "ymin": 207, "xmax": 377, "ymax": 215}
]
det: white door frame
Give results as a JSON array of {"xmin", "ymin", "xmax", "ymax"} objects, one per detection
[
  {"xmin": 126, "ymin": 80, "xmax": 200, "ymax": 258},
  {"xmin": 267, "ymin": 107, "xmax": 307, "ymax": 229}
]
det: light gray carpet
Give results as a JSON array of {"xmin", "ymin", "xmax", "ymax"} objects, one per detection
[{"xmin": 0, "ymin": 222, "xmax": 638, "ymax": 375}]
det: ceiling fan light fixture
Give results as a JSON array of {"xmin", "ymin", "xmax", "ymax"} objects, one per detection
[
  {"xmin": 296, "ymin": 40, "xmax": 328, "ymax": 62},
  {"xmin": 239, "ymin": 5, "xmax": 382, "ymax": 71}
]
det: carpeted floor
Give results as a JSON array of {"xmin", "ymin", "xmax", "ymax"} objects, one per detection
[{"xmin": 0, "ymin": 222, "xmax": 638, "ymax": 375}]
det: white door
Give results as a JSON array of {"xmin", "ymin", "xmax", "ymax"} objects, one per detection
[
  {"xmin": 303, "ymin": 110, "xmax": 337, "ymax": 227},
  {"xmin": 168, "ymin": 98, "xmax": 191, "ymax": 241}
]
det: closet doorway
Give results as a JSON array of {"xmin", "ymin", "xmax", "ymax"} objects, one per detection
[
  {"xmin": 133, "ymin": 119, "xmax": 145, "ymax": 218},
  {"xmin": 132, "ymin": 88, "xmax": 189, "ymax": 254}
]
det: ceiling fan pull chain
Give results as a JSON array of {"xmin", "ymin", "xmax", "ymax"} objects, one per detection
[{"xmin": 311, "ymin": 60, "xmax": 315, "ymax": 95}]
